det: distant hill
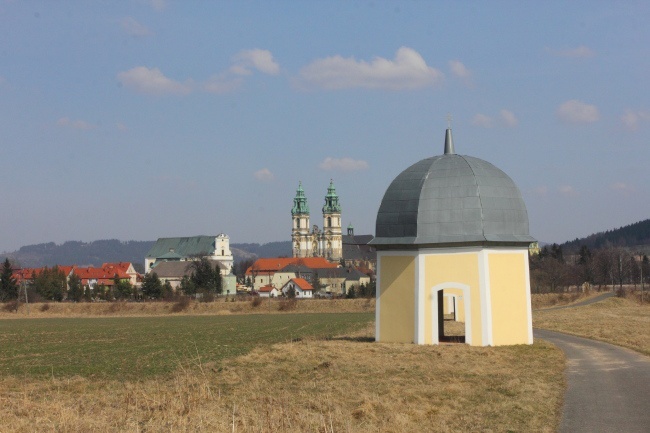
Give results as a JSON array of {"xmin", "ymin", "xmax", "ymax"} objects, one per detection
[
  {"xmin": 561, "ymin": 218, "xmax": 650, "ymax": 253},
  {"xmin": 0, "ymin": 240, "xmax": 155, "ymax": 272},
  {"xmin": 0, "ymin": 239, "xmax": 292, "ymax": 272}
]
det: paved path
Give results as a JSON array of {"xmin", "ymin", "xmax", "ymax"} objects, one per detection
[
  {"xmin": 537, "ymin": 291, "xmax": 615, "ymax": 311},
  {"xmin": 534, "ymin": 329, "xmax": 650, "ymax": 433}
]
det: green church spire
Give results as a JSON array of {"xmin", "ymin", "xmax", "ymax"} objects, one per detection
[
  {"xmin": 322, "ymin": 179, "xmax": 342, "ymax": 213},
  {"xmin": 291, "ymin": 181, "xmax": 310, "ymax": 215}
]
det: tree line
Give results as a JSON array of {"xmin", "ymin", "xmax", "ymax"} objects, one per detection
[
  {"xmin": 530, "ymin": 243, "xmax": 649, "ymax": 293},
  {"xmin": 0, "ymin": 257, "xmax": 224, "ymax": 303}
]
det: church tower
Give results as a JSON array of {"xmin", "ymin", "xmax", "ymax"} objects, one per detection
[
  {"xmin": 291, "ymin": 182, "xmax": 311, "ymax": 258},
  {"xmin": 322, "ymin": 180, "xmax": 343, "ymax": 261}
]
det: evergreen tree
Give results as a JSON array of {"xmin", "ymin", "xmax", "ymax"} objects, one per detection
[
  {"xmin": 141, "ymin": 272, "xmax": 163, "ymax": 299},
  {"xmin": 0, "ymin": 258, "xmax": 19, "ymax": 301},
  {"xmin": 67, "ymin": 273, "xmax": 83, "ymax": 302},
  {"xmin": 162, "ymin": 281, "xmax": 174, "ymax": 299},
  {"xmin": 33, "ymin": 266, "xmax": 66, "ymax": 301},
  {"xmin": 189, "ymin": 257, "xmax": 222, "ymax": 294},
  {"xmin": 180, "ymin": 276, "xmax": 197, "ymax": 296},
  {"xmin": 113, "ymin": 274, "xmax": 133, "ymax": 300}
]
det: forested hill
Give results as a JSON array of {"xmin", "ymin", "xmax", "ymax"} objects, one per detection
[
  {"xmin": 0, "ymin": 239, "xmax": 292, "ymax": 271},
  {"xmin": 561, "ymin": 218, "xmax": 650, "ymax": 253},
  {"xmin": 0, "ymin": 240, "xmax": 155, "ymax": 271}
]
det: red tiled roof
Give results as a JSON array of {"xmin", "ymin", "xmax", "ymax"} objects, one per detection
[
  {"xmin": 73, "ymin": 265, "xmax": 131, "ymax": 286},
  {"xmin": 102, "ymin": 262, "xmax": 134, "ymax": 273},
  {"xmin": 258, "ymin": 284, "xmax": 276, "ymax": 293},
  {"xmin": 12, "ymin": 266, "xmax": 76, "ymax": 283},
  {"xmin": 290, "ymin": 277, "xmax": 313, "ymax": 291},
  {"xmin": 12, "ymin": 268, "xmax": 42, "ymax": 283},
  {"xmin": 245, "ymin": 257, "xmax": 337, "ymax": 276}
]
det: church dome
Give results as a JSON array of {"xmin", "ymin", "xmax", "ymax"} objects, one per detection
[{"xmin": 372, "ymin": 128, "xmax": 535, "ymax": 247}]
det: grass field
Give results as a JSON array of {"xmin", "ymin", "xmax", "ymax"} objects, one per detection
[
  {"xmin": 533, "ymin": 296, "xmax": 650, "ymax": 355},
  {"xmin": 0, "ymin": 317, "xmax": 565, "ymax": 432},
  {"xmin": 0, "ymin": 297, "xmax": 376, "ymax": 319},
  {"xmin": 0, "ymin": 313, "xmax": 373, "ymax": 379}
]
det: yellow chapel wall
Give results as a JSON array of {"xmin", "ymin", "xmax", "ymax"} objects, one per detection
[
  {"xmin": 423, "ymin": 252, "xmax": 482, "ymax": 346},
  {"xmin": 378, "ymin": 255, "xmax": 416, "ymax": 343},
  {"xmin": 488, "ymin": 251, "xmax": 532, "ymax": 345}
]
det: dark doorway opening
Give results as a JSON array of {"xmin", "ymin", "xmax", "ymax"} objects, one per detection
[{"xmin": 438, "ymin": 290, "xmax": 466, "ymax": 343}]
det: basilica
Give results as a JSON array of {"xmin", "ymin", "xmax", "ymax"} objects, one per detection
[{"xmin": 291, "ymin": 180, "xmax": 343, "ymax": 261}]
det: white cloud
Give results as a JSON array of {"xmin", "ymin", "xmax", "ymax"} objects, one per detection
[
  {"xmin": 556, "ymin": 99, "xmax": 600, "ymax": 124},
  {"xmin": 204, "ymin": 74, "xmax": 243, "ymax": 94},
  {"xmin": 319, "ymin": 157, "xmax": 369, "ymax": 172},
  {"xmin": 117, "ymin": 66, "xmax": 191, "ymax": 95},
  {"xmin": 472, "ymin": 113, "xmax": 493, "ymax": 128},
  {"xmin": 147, "ymin": 0, "xmax": 166, "ymax": 12},
  {"xmin": 472, "ymin": 110, "xmax": 518, "ymax": 128},
  {"xmin": 121, "ymin": 17, "xmax": 152, "ymax": 37},
  {"xmin": 233, "ymin": 49, "xmax": 280, "ymax": 75},
  {"xmin": 253, "ymin": 168, "xmax": 275, "ymax": 182},
  {"xmin": 449, "ymin": 59, "xmax": 471, "ymax": 78},
  {"xmin": 610, "ymin": 182, "xmax": 634, "ymax": 196},
  {"xmin": 297, "ymin": 47, "xmax": 444, "ymax": 90},
  {"xmin": 56, "ymin": 117, "xmax": 96, "ymax": 130},
  {"xmin": 546, "ymin": 45, "xmax": 595, "ymax": 58},
  {"xmin": 499, "ymin": 109, "xmax": 518, "ymax": 127},
  {"xmin": 558, "ymin": 185, "xmax": 578, "ymax": 197},
  {"xmin": 204, "ymin": 48, "xmax": 279, "ymax": 93},
  {"xmin": 621, "ymin": 109, "xmax": 650, "ymax": 130}
]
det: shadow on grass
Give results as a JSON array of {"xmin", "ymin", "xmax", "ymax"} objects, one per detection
[{"xmin": 326, "ymin": 335, "xmax": 375, "ymax": 343}]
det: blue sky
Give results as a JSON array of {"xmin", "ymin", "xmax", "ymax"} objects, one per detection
[{"xmin": 1, "ymin": 1, "xmax": 649, "ymax": 253}]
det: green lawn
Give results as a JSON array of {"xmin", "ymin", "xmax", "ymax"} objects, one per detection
[{"xmin": 0, "ymin": 313, "xmax": 373, "ymax": 380}]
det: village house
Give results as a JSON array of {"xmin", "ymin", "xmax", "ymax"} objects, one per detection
[
  {"xmin": 316, "ymin": 267, "xmax": 371, "ymax": 296},
  {"xmin": 258, "ymin": 284, "xmax": 279, "ymax": 298},
  {"xmin": 245, "ymin": 257, "xmax": 337, "ymax": 291},
  {"xmin": 150, "ymin": 260, "xmax": 236, "ymax": 295},
  {"xmin": 12, "ymin": 262, "xmax": 140, "ymax": 293},
  {"xmin": 74, "ymin": 265, "xmax": 132, "ymax": 291},
  {"xmin": 281, "ymin": 277, "xmax": 314, "ymax": 298}
]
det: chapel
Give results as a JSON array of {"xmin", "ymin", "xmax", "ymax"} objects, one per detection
[{"xmin": 370, "ymin": 126, "xmax": 536, "ymax": 346}]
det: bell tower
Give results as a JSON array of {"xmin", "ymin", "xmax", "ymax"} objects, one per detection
[
  {"xmin": 291, "ymin": 182, "xmax": 311, "ymax": 258},
  {"xmin": 322, "ymin": 179, "xmax": 342, "ymax": 261}
]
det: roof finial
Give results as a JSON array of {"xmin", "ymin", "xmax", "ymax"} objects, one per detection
[{"xmin": 444, "ymin": 114, "xmax": 455, "ymax": 155}]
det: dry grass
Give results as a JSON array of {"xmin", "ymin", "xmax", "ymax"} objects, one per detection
[
  {"xmin": 0, "ymin": 298, "xmax": 375, "ymax": 319},
  {"xmin": 531, "ymin": 291, "xmax": 606, "ymax": 310},
  {"xmin": 534, "ymin": 297, "xmax": 650, "ymax": 355},
  {"xmin": 0, "ymin": 322, "xmax": 564, "ymax": 432}
]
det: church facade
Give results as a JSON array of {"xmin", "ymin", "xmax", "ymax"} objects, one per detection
[{"xmin": 291, "ymin": 180, "xmax": 343, "ymax": 261}]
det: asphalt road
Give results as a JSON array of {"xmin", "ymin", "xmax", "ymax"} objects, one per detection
[
  {"xmin": 534, "ymin": 329, "xmax": 650, "ymax": 433},
  {"xmin": 537, "ymin": 291, "xmax": 615, "ymax": 311}
]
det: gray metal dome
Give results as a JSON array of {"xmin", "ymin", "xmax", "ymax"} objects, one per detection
[{"xmin": 372, "ymin": 129, "xmax": 535, "ymax": 247}]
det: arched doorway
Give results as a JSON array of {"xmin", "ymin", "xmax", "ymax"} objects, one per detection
[{"xmin": 430, "ymin": 283, "xmax": 471, "ymax": 345}]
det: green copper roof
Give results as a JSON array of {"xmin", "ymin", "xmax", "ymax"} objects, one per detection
[
  {"xmin": 146, "ymin": 236, "xmax": 216, "ymax": 258},
  {"xmin": 291, "ymin": 181, "xmax": 310, "ymax": 215},
  {"xmin": 322, "ymin": 180, "xmax": 342, "ymax": 214}
]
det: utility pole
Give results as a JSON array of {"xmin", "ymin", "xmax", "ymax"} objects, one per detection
[
  {"xmin": 640, "ymin": 253, "xmax": 645, "ymax": 304},
  {"xmin": 22, "ymin": 280, "xmax": 29, "ymax": 315}
]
